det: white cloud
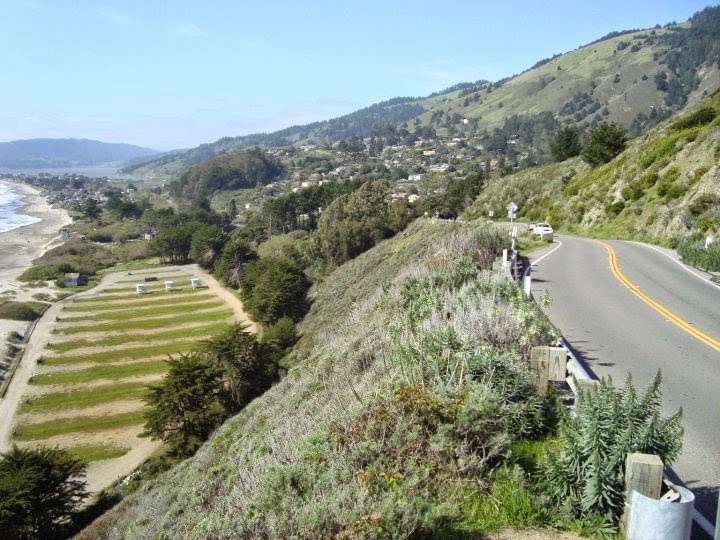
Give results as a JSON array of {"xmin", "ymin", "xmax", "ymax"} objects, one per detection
[
  {"xmin": 95, "ymin": 7, "xmax": 134, "ymax": 26},
  {"xmin": 171, "ymin": 23, "xmax": 206, "ymax": 38}
]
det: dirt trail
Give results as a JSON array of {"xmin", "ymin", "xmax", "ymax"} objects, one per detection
[{"xmin": 189, "ymin": 264, "xmax": 257, "ymax": 333}]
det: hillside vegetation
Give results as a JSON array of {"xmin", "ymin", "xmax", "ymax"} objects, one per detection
[
  {"xmin": 465, "ymin": 89, "xmax": 720, "ymax": 246},
  {"xmin": 170, "ymin": 148, "xmax": 284, "ymax": 198},
  {"xmin": 125, "ymin": 7, "xmax": 720, "ymax": 179},
  {"xmin": 80, "ymin": 219, "xmax": 575, "ymax": 538}
]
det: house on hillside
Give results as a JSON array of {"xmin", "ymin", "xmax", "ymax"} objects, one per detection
[{"xmin": 63, "ymin": 273, "xmax": 87, "ymax": 288}]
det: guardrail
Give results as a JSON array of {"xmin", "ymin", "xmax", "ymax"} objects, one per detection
[{"xmin": 519, "ymin": 241, "xmax": 717, "ymax": 539}]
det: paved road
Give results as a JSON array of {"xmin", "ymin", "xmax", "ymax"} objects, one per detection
[{"xmin": 530, "ymin": 235, "xmax": 720, "ymax": 529}]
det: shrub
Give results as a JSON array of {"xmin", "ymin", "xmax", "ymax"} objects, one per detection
[
  {"xmin": 621, "ymin": 183, "xmax": 643, "ymax": 201},
  {"xmin": 689, "ymin": 166, "xmax": 709, "ymax": 186},
  {"xmin": 670, "ymin": 106, "xmax": 717, "ymax": 130},
  {"xmin": 689, "ymin": 194, "xmax": 719, "ymax": 216},
  {"xmin": 0, "ymin": 301, "xmax": 46, "ymax": 321},
  {"xmin": 261, "ymin": 317, "xmax": 298, "ymax": 353},
  {"xmin": 606, "ymin": 201, "xmax": 625, "ymax": 216},
  {"xmin": 639, "ymin": 171, "xmax": 659, "ymax": 189},
  {"xmin": 541, "ymin": 373, "xmax": 682, "ymax": 527},
  {"xmin": 678, "ymin": 235, "xmax": 720, "ymax": 271}
]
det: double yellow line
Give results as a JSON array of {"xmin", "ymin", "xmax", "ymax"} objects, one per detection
[{"xmin": 600, "ymin": 241, "xmax": 720, "ymax": 353}]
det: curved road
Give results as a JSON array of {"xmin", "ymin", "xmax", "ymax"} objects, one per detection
[{"xmin": 531, "ymin": 235, "xmax": 720, "ymax": 528}]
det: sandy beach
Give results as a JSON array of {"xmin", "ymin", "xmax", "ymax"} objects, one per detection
[
  {"xmin": 0, "ymin": 180, "xmax": 72, "ymax": 388},
  {"xmin": 0, "ymin": 179, "xmax": 72, "ymax": 286}
]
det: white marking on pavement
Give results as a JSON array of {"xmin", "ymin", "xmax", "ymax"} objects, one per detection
[
  {"xmin": 628, "ymin": 240, "xmax": 720, "ymax": 293},
  {"xmin": 531, "ymin": 239, "xmax": 563, "ymax": 267}
]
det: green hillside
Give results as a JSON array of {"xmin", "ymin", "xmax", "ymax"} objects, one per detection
[
  {"xmin": 124, "ymin": 7, "xmax": 720, "ymax": 181},
  {"xmin": 465, "ymin": 89, "xmax": 720, "ymax": 244},
  {"xmin": 79, "ymin": 219, "xmax": 575, "ymax": 538}
]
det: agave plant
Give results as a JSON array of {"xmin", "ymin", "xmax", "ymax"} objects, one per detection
[{"xmin": 540, "ymin": 371, "xmax": 683, "ymax": 524}]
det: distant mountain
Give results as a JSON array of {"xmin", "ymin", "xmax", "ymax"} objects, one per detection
[
  {"xmin": 123, "ymin": 6, "xmax": 720, "ymax": 180},
  {"xmin": 0, "ymin": 138, "xmax": 158, "ymax": 169}
]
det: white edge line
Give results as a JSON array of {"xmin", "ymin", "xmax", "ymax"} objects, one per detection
[
  {"xmin": 693, "ymin": 508, "xmax": 715, "ymax": 537},
  {"xmin": 530, "ymin": 239, "xmax": 563, "ymax": 267},
  {"xmin": 628, "ymin": 240, "xmax": 720, "ymax": 293}
]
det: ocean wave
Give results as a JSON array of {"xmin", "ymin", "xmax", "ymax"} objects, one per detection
[{"xmin": 0, "ymin": 184, "xmax": 42, "ymax": 233}]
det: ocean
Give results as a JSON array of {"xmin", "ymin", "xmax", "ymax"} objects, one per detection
[{"xmin": 0, "ymin": 183, "xmax": 41, "ymax": 233}]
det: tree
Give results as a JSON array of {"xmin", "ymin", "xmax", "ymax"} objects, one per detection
[
  {"xmin": 149, "ymin": 225, "xmax": 195, "ymax": 264},
  {"xmin": 190, "ymin": 225, "xmax": 226, "ymax": 270},
  {"xmin": 203, "ymin": 325, "xmax": 278, "ymax": 407},
  {"xmin": 214, "ymin": 233, "xmax": 258, "ymax": 287},
  {"xmin": 0, "ymin": 446, "xmax": 87, "ymax": 538},
  {"xmin": 581, "ymin": 122, "xmax": 627, "ymax": 165},
  {"xmin": 143, "ymin": 355, "xmax": 233, "ymax": 457},
  {"xmin": 240, "ymin": 257, "xmax": 310, "ymax": 324},
  {"xmin": 315, "ymin": 181, "xmax": 395, "ymax": 266},
  {"xmin": 550, "ymin": 126, "xmax": 582, "ymax": 162},
  {"xmin": 143, "ymin": 326, "xmax": 276, "ymax": 458},
  {"xmin": 80, "ymin": 198, "xmax": 101, "ymax": 220}
]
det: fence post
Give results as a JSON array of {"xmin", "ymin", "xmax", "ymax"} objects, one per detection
[
  {"xmin": 523, "ymin": 273, "xmax": 532, "ymax": 296},
  {"xmin": 626, "ymin": 453, "xmax": 663, "ymax": 500}
]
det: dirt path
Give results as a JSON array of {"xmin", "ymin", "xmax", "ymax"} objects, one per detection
[{"xmin": 188, "ymin": 264, "xmax": 257, "ymax": 333}]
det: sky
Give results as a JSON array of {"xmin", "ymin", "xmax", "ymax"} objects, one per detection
[{"xmin": 0, "ymin": 0, "xmax": 713, "ymax": 150}]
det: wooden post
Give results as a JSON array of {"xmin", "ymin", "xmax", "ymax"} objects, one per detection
[
  {"xmin": 625, "ymin": 453, "xmax": 663, "ymax": 500},
  {"xmin": 530, "ymin": 346, "xmax": 550, "ymax": 396},
  {"xmin": 530, "ymin": 346, "xmax": 567, "ymax": 397}
]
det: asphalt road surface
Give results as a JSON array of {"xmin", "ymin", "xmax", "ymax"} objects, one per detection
[{"xmin": 530, "ymin": 235, "xmax": 720, "ymax": 532}]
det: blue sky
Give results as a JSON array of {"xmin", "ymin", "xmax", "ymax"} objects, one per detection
[{"xmin": 0, "ymin": 1, "xmax": 712, "ymax": 150}]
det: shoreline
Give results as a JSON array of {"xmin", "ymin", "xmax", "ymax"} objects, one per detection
[
  {"xmin": 0, "ymin": 180, "xmax": 72, "ymax": 412},
  {"xmin": 0, "ymin": 179, "xmax": 72, "ymax": 279}
]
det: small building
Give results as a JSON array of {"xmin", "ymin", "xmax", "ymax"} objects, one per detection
[{"xmin": 63, "ymin": 273, "xmax": 86, "ymax": 288}]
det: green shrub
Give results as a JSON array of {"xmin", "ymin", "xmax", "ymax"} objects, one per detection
[
  {"xmin": 670, "ymin": 106, "xmax": 717, "ymax": 130},
  {"xmin": 621, "ymin": 183, "xmax": 643, "ymax": 201},
  {"xmin": 689, "ymin": 166, "xmax": 709, "ymax": 186},
  {"xmin": 18, "ymin": 263, "xmax": 72, "ymax": 282},
  {"xmin": 639, "ymin": 171, "xmax": 659, "ymax": 189},
  {"xmin": 689, "ymin": 194, "xmax": 720, "ymax": 216},
  {"xmin": 0, "ymin": 301, "xmax": 46, "ymax": 321},
  {"xmin": 540, "ymin": 373, "xmax": 682, "ymax": 527},
  {"xmin": 606, "ymin": 201, "xmax": 625, "ymax": 216},
  {"xmin": 678, "ymin": 235, "xmax": 720, "ymax": 271}
]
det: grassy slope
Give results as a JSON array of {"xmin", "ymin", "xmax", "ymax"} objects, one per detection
[
  {"xmin": 465, "ymin": 90, "xmax": 720, "ymax": 242},
  {"xmin": 80, "ymin": 219, "xmax": 562, "ymax": 538}
]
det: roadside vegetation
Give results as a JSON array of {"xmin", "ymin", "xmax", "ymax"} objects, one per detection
[{"xmin": 78, "ymin": 220, "xmax": 682, "ymax": 538}]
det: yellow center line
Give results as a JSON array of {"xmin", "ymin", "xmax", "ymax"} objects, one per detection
[{"xmin": 599, "ymin": 241, "xmax": 720, "ymax": 353}]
